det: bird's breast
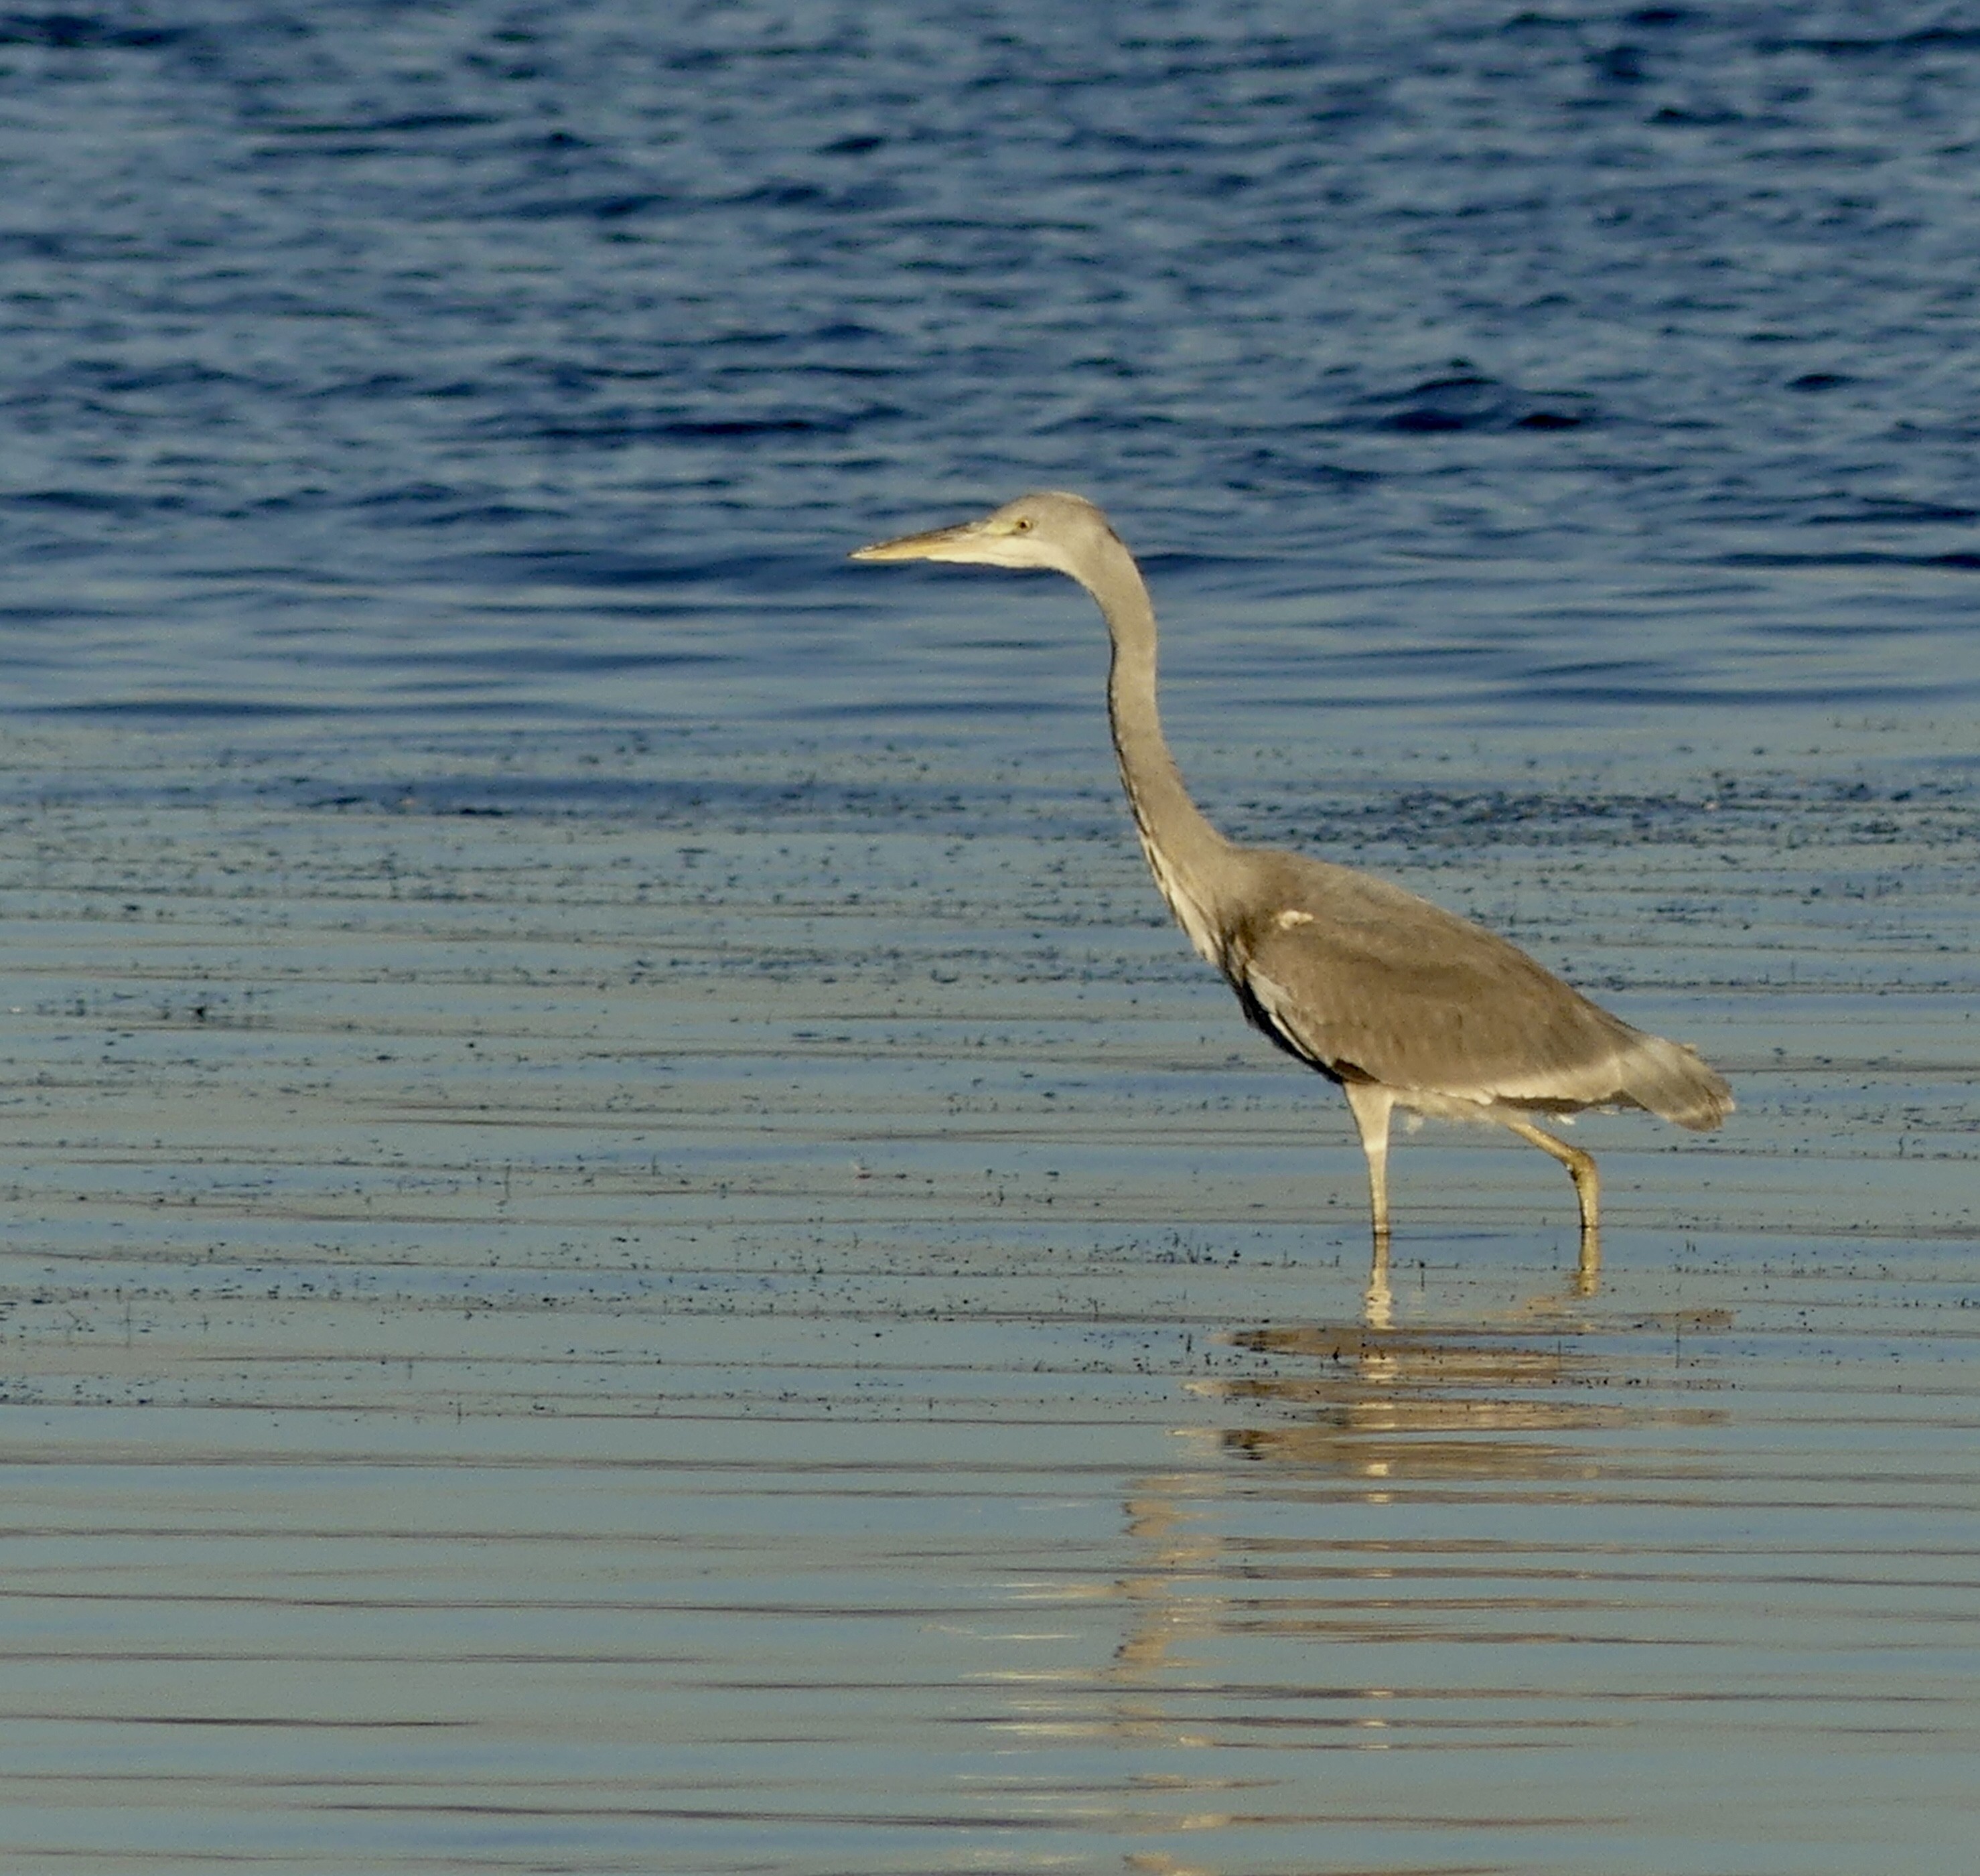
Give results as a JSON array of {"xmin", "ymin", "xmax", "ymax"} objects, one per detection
[{"xmin": 1135, "ymin": 827, "xmax": 1224, "ymax": 968}]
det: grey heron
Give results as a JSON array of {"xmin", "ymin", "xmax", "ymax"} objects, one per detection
[{"xmin": 852, "ymin": 491, "xmax": 1731, "ymax": 1253}]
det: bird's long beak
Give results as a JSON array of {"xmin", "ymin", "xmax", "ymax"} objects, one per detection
[{"xmin": 849, "ymin": 519, "xmax": 980, "ymax": 563}]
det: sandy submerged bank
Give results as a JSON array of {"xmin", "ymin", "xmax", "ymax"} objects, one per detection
[{"xmin": 0, "ymin": 712, "xmax": 1975, "ymax": 1873}]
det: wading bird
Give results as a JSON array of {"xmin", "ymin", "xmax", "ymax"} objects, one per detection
[{"xmin": 852, "ymin": 492, "xmax": 1730, "ymax": 1258}]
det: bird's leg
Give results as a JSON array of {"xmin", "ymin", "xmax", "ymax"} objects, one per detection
[
  {"xmin": 1571, "ymin": 1228, "xmax": 1602, "ymax": 1299},
  {"xmin": 1342, "ymin": 1082, "xmax": 1397, "ymax": 1252},
  {"xmin": 1362, "ymin": 1254, "xmax": 1394, "ymax": 1331},
  {"xmin": 1499, "ymin": 1116, "xmax": 1601, "ymax": 1241}
]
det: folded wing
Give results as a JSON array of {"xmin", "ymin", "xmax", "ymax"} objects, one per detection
[{"xmin": 1224, "ymin": 854, "xmax": 1731, "ymax": 1130}]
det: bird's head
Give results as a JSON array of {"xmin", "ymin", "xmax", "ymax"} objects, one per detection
[{"xmin": 851, "ymin": 490, "xmax": 1116, "ymax": 579}]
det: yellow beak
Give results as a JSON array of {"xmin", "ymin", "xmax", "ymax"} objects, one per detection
[{"xmin": 849, "ymin": 519, "xmax": 982, "ymax": 563}]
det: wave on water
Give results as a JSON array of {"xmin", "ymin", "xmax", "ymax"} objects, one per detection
[{"xmin": 0, "ymin": 0, "xmax": 1972, "ymax": 733}]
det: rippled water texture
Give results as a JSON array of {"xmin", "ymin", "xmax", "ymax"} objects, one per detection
[{"xmin": 2, "ymin": 3, "xmax": 1977, "ymax": 1873}]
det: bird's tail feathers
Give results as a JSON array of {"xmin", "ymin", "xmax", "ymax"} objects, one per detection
[{"xmin": 1618, "ymin": 1033, "xmax": 1733, "ymax": 1131}]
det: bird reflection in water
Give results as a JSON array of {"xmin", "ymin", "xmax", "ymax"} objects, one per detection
[
  {"xmin": 1366, "ymin": 1223, "xmax": 1601, "ymax": 1331},
  {"xmin": 1098, "ymin": 1265, "xmax": 1725, "ymax": 1752},
  {"xmin": 1210, "ymin": 1236, "xmax": 1673, "ymax": 1492}
]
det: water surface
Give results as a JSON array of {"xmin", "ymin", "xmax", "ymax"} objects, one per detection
[{"xmin": 2, "ymin": 3, "xmax": 1977, "ymax": 1871}]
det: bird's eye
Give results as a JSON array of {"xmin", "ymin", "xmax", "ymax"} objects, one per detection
[{"xmin": 1011, "ymin": 516, "xmax": 1033, "ymax": 533}]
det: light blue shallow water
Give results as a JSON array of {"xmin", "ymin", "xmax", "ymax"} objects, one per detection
[{"xmin": 1, "ymin": 4, "xmax": 1977, "ymax": 1872}]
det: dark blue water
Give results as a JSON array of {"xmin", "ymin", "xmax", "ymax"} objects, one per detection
[{"xmin": 3, "ymin": 0, "xmax": 1977, "ymax": 725}]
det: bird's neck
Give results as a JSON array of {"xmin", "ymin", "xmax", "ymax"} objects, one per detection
[{"xmin": 1083, "ymin": 534, "xmax": 1232, "ymax": 954}]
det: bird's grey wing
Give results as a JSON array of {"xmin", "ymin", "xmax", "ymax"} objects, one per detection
[{"xmin": 1227, "ymin": 862, "xmax": 1727, "ymax": 1125}]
